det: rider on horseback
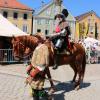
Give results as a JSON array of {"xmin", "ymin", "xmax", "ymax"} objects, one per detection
[
  {"xmin": 52, "ymin": 9, "xmax": 71, "ymax": 69},
  {"xmin": 52, "ymin": 9, "xmax": 71, "ymax": 52}
]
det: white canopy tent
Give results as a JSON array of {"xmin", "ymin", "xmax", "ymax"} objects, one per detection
[
  {"xmin": 84, "ymin": 37, "xmax": 100, "ymax": 45},
  {"xmin": 0, "ymin": 14, "xmax": 29, "ymax": 37},
  {"xmin": 84, "ymin": 37, "xmax": 100, "ymax": 51}
]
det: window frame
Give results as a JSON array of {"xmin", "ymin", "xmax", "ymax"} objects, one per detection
[
  {"xmin": 13, "ymin": 12, "xmax": 18, "ymax": 19},
  {"xmin": 23, "ymin": 24, "xmax": 28, "ymax": 32},
  {"xmin": 3, "ymin": 11, "xmax": 8, "ymax": 18},
  {"xmin": 23, "ymin": 13, "xmax": 28, "ymax": 20}
]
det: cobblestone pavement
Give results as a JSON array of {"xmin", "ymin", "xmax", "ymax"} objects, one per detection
[{"xmin": 0, "ymin": 64, "xmax": 100, "ymax": 100}]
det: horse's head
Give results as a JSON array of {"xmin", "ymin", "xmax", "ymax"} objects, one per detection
[{"xmin": 12, "ymin": 36, "xmax": 26, "ymax": 61}]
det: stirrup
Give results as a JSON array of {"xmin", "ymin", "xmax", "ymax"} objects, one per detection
[{"xmin": 52, "ymin": 64, "xmax": 58, "ymax": 70}]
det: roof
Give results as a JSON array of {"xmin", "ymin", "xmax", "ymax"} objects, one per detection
[
  {"xmin": 34, "ymin": 1, "xmax": 76, "ymax": 21},
  {"xmin": 35, "ymin": 1, "xmax": 53, "ymax": 15},
  {"xmin": 75, "ymin": 10, "xmax": 100, "ymax": 21},
  {"xmin": 0, "ymin": 0, "xmax": 33, "ymax": 11},
  {"xmin": 0, "ymin": 14, "xmax": 29, "ymax": 37}
]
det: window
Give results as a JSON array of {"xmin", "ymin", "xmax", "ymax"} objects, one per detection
[
  {"xmin": 23, "ymin": 25, "xmax": 28, "ymax": 32},
  {"xmin": 13, "ymin": 12, "xmax": 18, "ymax": 19},
  {"xmin": 45, "ymin": 19, "xmax": 49, "ymax": 24},
  {"xmin": 89, "ymin": 26, "xmax": 94, "ymax": 33},
  {"xmin": 23, "ymin": 13, "xmax": 28, "ymax": 20},
  {"xmin": 45, "ymin": 30, "xmax": 49, "ymax": 35},
  {"xmin": 37, "ymin": 29, "xmax": 41, "ymax": 33},
  {"xmin": 46, "ymin": 10, "xmax": 50, "ymax": 15},
  {"xmin": 37, "ymin": 19, "xmax": 42, "ymax": 25},
  {"xmin": 3, "ymin": 11, "xmax": 8, "ymax": 18}
]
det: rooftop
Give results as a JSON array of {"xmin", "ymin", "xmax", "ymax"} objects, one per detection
[
  {"xmin": 75, "ymin": 10, "xmax": 100, "ymax": 21},
  {"xmin": 0, "ymin": 0, "xmax": 33, "ymax": 11}
]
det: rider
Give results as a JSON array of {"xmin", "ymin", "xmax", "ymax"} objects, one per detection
[
  {"xmin": 52, "ymin": 9, "xmax": 71, "ymax": 69},
  {"xmin": 25, "ymin": 42, "xmax": 50, "ymax": 99},
  {"xmin": 53, "ymin": 9, "xmax": 71, "ymax": 52}
]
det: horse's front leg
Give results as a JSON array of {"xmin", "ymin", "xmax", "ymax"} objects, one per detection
[{"xmin": 46, "ymin": 67, "xmax": 56, "ymax": 94}]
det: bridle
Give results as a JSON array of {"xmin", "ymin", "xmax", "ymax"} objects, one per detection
[{"xmin": 13, "ymin": 40, "xmax": 33, "ymax": 59}]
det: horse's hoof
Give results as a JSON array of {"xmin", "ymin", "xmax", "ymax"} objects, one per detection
[
  {"xmin": 48, "ymin": 87, "xmax": 56, "ymax": 95},
  {"xmin": 75, "ymin": 85, "xmax": 80, "ymax": 90}
]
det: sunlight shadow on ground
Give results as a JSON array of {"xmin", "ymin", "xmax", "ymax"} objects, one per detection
[{"xmin": 45, "ymin": 81, "xmax": 91, "ymax": 100}]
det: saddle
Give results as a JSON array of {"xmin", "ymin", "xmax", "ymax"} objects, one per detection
[{"xmin": 54, "ymin": 42, "xmax": 77, "ymax": 55}]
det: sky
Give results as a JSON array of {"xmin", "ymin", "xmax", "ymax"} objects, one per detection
[{"xmin": 18, "ymin": 0, "xmax": 100, "ymax": 17}]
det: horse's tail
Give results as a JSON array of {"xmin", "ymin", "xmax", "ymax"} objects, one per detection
[{"xmin": 82, "ymin": 52, "xmax": 86, "ymax": 79}]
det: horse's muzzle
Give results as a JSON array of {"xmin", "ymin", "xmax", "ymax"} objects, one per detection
[{"xmin": 14, "ymin": 55, "xmax": 22, "ymax": 61}]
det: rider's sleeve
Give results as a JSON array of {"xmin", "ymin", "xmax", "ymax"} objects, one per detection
[
  {"xmin": 48, "ymin": 32, "xmax": 60, "ymax": 37},
  {"xmin": 60, "ymin": 29, "xmax": 67, "ymax": 36},
  {"xmin": 65, "ymin": 26, "xmax": 71, "ymax": 35}
]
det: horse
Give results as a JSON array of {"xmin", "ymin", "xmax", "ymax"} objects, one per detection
[
  {"xmin": 12, "ymin": 35, "xmax": 86, "ymax": 90},
  {"xmin": 11, "ymin": 35, "xmax": 55, "ymax": 91}
]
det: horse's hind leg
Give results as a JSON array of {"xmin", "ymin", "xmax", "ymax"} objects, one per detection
[
  {"xmin": 70, "ymin": 64, "xmax": 77, "ymax": 83},
  {"xmin": 74, "ymin": 63, "xmax": 82, "ymax": 90}
]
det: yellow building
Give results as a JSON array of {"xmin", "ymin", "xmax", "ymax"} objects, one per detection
[
  {"xmin": 0, "ymin": 0, "xmax": 33, "ymax": 34},
  {"xmin": 75, "ymin": 10, "xmax": 100, "ymax": 41}
]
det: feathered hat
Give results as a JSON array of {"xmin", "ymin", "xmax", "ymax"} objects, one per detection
[{"xmin": 54, "ymin": 9, "xmax": 69, "ymax": 20}]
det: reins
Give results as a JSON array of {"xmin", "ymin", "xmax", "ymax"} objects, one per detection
[{"xmin": 14, "ymin": 40, "xmax": 33, "ymax": 59}]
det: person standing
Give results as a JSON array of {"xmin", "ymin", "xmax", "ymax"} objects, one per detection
[{"xmin": 25, "ymin": 42, "xmax": 50, "ymax": 100}]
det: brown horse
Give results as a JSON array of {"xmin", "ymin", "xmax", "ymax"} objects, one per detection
[
  {"xmin": 12, "ymin": 35, "xmax": 86, "ymax": 90},
  {"xmin": 11, "ymin": 35, "xmax": 55, "ymax": 90},
  {"xmin": 44, "ymin": 40, "xmax": 86, "ymax": 90}
]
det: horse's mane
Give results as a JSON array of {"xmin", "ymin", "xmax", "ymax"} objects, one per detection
[{"xmin": 15, "ymin": 35, "xmax": 44, "ymax": 50}]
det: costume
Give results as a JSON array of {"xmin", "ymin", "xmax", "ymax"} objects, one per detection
[
  {"xmin": 26, "ymin": 43, "xmax": 49, "ymax": 99},
  {"xmin": 54, "ymin": 21, "xmax": 71, "ymax": 50},
  {"xmin": 52, "ymin": 9, "xmax": 71, "ymax": 69},
  {"xmin": 52, "ymin": 9, "xmax": 71, "ymax": 52}
]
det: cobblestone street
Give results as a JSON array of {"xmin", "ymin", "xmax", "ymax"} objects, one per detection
[{"xmin": 0, "ymin": 64, "xmax": 100, "ymax": 100}]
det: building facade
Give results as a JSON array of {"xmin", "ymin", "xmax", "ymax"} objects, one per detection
[
  {"xmin": 0, "ymin": 0, "xmax": 33, "ymax": 34},
  {"xmin": 33, "ymin": 1, "xmax": 76, "ymax": 40},
  {"xmin": 75, "ymin": 11, "xmax": 100, "ymax": 41}
]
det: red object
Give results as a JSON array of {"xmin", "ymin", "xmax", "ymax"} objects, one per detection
[
  {"xmin": 26, "ymin": 64, "xmax": 32, "ymax": 74},
  {"xmin": 55, "ymin": 25, "xmax": 61, "ymax": 33},
  {"xmin": 30, "ymin": 67, "xmax": 40, "ymax": 77}
]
